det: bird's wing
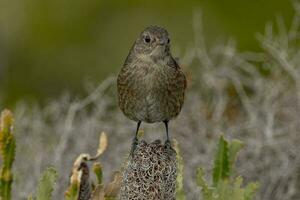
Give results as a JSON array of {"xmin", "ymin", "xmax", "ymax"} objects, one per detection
[{"xmin": 168, "ymin": 57, "xmax": 187, "ymax": 89}]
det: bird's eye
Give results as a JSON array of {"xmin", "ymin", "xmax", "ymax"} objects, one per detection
[
  {"xmin": 167, "ymin": 38, "xmax": 170, "ymax": 44},
  {"xmin": 144, "ymin": 36, "xmax": 151, "ymax": 43}
]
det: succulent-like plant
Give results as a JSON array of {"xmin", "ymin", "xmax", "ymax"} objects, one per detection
[
  {"xmin": 173, "ymin": 140, "xmax": 186, "ymax": 200},
  {"xmin": 0, "ymin": 109, "xmax": 16, "ymax": 200},
  {"xmin": 196, "ymin": 136, "xmax": 258, "ymax": 200},
  {"xmin": 30, "ymin": 167, "xmax": 58, "ymax": 200}
]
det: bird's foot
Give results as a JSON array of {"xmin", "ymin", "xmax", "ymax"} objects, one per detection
[
  {"xmin": 130, "ymin": 137, "xmax": 139, "ymax": 157},
  {"xmin": 164, "ymin": 139, "xmax": 171, "ymax": 149}
]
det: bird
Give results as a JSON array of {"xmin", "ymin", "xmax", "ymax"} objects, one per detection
[{"xmin": 117, "ymin": 25, "xmax": 186, "ymax": 152}]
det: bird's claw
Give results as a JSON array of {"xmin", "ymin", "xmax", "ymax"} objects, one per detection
[
  {"xmin": 165, "ymin": 139, "xmax": 171, "ymax": 149},
  {"xmin": 130, "ymin": 137, "xmax": 138, "ymax": 157}
]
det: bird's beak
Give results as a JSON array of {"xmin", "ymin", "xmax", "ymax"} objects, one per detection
[{"xmin": 158, "ymin": 38, "xmax": 168, "ymax": 45}]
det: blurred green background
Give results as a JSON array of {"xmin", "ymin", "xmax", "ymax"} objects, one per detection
[{"xmin": 0, "ymin": 0, "xmax": 293, "ymax": 106}]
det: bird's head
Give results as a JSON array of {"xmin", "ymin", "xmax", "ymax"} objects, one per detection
[{"xmin": 133, "ymin": 26, "xmax": 171, "ymax": 60}]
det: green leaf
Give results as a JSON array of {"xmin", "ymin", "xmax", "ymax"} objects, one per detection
[
  {"xmin": 0, "ymin": 110, "xmax": 16, "ymax": 200},
  {"xmin": 244, "ymin": 182, "xmax": 259, "ymax": 200},
  {"xmin": 36, "ymin": 167, "xmax": 58, "ymax": 200},
  {"xmin": 196, "ymin": 168, "xmax": 213, "ymax": 199},
  {"xmin": 212, "ymin": 136, "xmax": 230, "ymax": 186},
  {"xmin": 216, "ymin": 179, "xmax": 230, "ymax": 200},
  {"xmin": 173, "ymin": 140, "xmax": 186, "ymax": 200},
  {"xmin": 228, "ymin": 139, "xmax": 244, "ymax": 175},
  {"xmin": 196, "ymin": 136, "xmax": 259, "ymax": 200},
  {"xmin": 65, "ymin": 183, "xmax": 79, "ymax": 200},
  {"xmin": 93, "ymin": 163, "xmax": 103, "ymax": 185},
  {"xmin": 231, "ymin": 176, "xmax": 244, "ymax": 199},
  {"xmin": 27, "ymin": 194, "xmax": 34, "ymax": 200}
]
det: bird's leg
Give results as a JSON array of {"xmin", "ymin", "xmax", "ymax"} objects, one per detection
[
  {"xmin": 131, "ymin": 121, "xmax": 141, "ymax": 156},
  {"xmin": 164, "ymin": 120, "xmax": 171, "ymax": 147}
]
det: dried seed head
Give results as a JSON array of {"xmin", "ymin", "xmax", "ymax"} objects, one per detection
[{"xmin": 120, "ymin": 140, "xmax": 177, "ymax": 200}]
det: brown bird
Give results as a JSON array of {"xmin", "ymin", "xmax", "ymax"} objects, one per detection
[{"xmin": 117, "ymin": 26, "xmax": 186, "ymax": 151}]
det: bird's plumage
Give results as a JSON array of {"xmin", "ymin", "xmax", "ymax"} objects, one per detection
[{"xmin": 117, "ymin": 26, "xmax": 186, "ymax": 124}]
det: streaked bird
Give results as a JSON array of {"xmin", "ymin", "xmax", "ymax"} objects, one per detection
[{"xmin": 117, "ymin": 25, "xmax": 186, "ymax": 152}]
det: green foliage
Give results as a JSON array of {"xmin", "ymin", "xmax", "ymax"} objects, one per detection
[
  {"xmin": 0, "ymin": 109, "xmax": 259, "ymax": 200},
  {"xmin": 228, "ymin": 140, "xmax": 244, "ymax": 175},
  {"xmin": 0, "ymin": 110, "xmax": 16, "ymax": 200},
  {"xmin": 212, "ymin": 136, "xmax": 230, "ymax": 185},
  {"xmin": 174, "ymin": 140, "xmax": 186, "ymax": 200},
  {"xmin": 196, "ymin": 168, "xmax": 213, "ymax": 199},
  {"xmin": 65, "ymin": 182, "xmax": 79, "ymax": 200},
  {"xmin": 196, "ymin": 136, "xmax": 259, "ymax": 200},
  {"xmin": 34, "ymin": 168, "xmax": 58, "ymax": 200},
  {"xmin": 93, "ymin": 163, "xmax": 103, "ymax": 185}
]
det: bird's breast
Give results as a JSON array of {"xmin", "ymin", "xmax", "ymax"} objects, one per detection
[{"xmin": 118, "ymin": 56, "xmax": 185, "ymax": 123}]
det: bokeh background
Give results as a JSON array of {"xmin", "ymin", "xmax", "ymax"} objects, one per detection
[
  {"xmin": 0, "ymin": 0, "xmax": 293, "ymax": 106},
  {"xmin": 1, "ymin": 1, "xmax": 300, "ymax": 200}
]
